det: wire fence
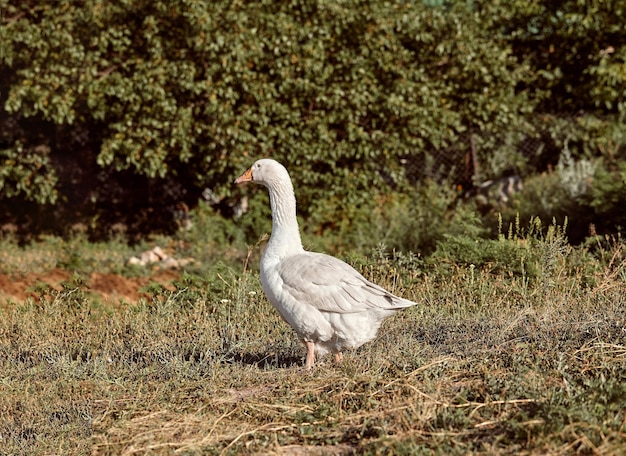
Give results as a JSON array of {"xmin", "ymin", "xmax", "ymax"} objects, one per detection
[{"xmin": 403, "ymin": 127, "xmax": 563, "ymax": 191}]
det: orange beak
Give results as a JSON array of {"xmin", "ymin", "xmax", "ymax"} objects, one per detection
[{"xmin": 234, "ymin": 167, "xmax": 254, "ymax": 184}]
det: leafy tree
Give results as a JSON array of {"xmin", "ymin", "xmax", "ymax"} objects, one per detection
[
  {"xmin": 0, "ymin": 0, "xmax": 623, "ymax": 242},
  {"xmin": 501, "ymin": 0, "xmax": 626, "ymax": 116}
]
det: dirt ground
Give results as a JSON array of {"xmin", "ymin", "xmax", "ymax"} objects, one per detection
[{"xmin": 0, "ymin": 269, "xmax": 180, "ymax": 305}]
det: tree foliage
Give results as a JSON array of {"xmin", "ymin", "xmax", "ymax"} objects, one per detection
[
  {"xmin": 504, "ymin": 0, "xmax": 626, "ymax": 115},
  {"xmin": 0, "ymin": 0, "xmax": 624, "ymax": 238}
]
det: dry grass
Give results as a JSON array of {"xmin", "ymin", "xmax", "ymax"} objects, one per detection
[{"xmin": 1, "ymin": 237, "xmax": 625, "ymax": 455}]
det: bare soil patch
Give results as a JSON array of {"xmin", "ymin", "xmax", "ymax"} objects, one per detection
[{"xmin": 0, "ymin": 269, "xmax": 180, "ymax": 304}]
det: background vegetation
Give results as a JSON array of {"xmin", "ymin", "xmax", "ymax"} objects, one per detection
[{"xmin": 1, "ymin": 0, "xmax": 624, "ymax": 246}]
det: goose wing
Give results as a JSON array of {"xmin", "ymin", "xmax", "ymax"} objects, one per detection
[{"xmin": 275, "ymin": 252, "xmax": 415, "ymax": 314}]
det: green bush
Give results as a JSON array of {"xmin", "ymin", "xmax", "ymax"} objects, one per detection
[
  {"xmin": 0, "ymin": 0, "xmax": 532, "ymax": 232},
  {"xmin": 506, "ymin": 0, "xmax": 626, "ymax": 115},
  {"xmin": 487, "ymin": 153, "xmax": 625, "ymax": 245},
  {"xmin": 0, "ymin": 0, "xmax": 624, "ymax": 245}
]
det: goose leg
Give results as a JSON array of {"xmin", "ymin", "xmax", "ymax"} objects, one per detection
[
  {"xmin": 334, "ymin": 352, "xmax": 343, "ymax": 364},
  {"xmin": 305, "ymin": 341, "xmax": 316, "ymax": 369}
]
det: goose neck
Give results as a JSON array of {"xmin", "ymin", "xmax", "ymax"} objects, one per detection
[{"xmin": 267, "ymin": 180, "xmax": 303, "ymax": 250}]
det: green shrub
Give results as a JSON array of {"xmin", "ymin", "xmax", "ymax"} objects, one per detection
[
  {"xmin": 0, "ymin": 0, "xmax": 534, "ymax": 235},
  {"xmin": 1, "ymin": 0, "xmax": 624, "ymax": 244},
  {"xmin": 487, "ymin": 152, "xmax": 625, "ymax": 245}
]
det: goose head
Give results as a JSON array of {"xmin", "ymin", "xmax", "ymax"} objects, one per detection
[{"xmin": 234, "ymin": 158, "xmax": 290, "ymax": 189}]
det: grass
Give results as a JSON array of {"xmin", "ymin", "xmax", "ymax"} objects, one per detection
[{"xmin": 0, "ymin": 230, "xmax": 625, "ymax": 455}]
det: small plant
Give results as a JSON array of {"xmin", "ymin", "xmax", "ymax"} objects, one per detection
[{"xmin": 557, "ymin": 139, "xmax": 597, "ymax": 198}]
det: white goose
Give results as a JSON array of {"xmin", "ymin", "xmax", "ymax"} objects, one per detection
[{"xmin": 235, "ymin": 158, "xmax": 416, "ymax": 368}]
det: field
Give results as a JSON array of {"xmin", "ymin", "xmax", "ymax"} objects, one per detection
[{"xmin": 0, "ymin": 231, "xmax": 625, "ymax": 455}]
